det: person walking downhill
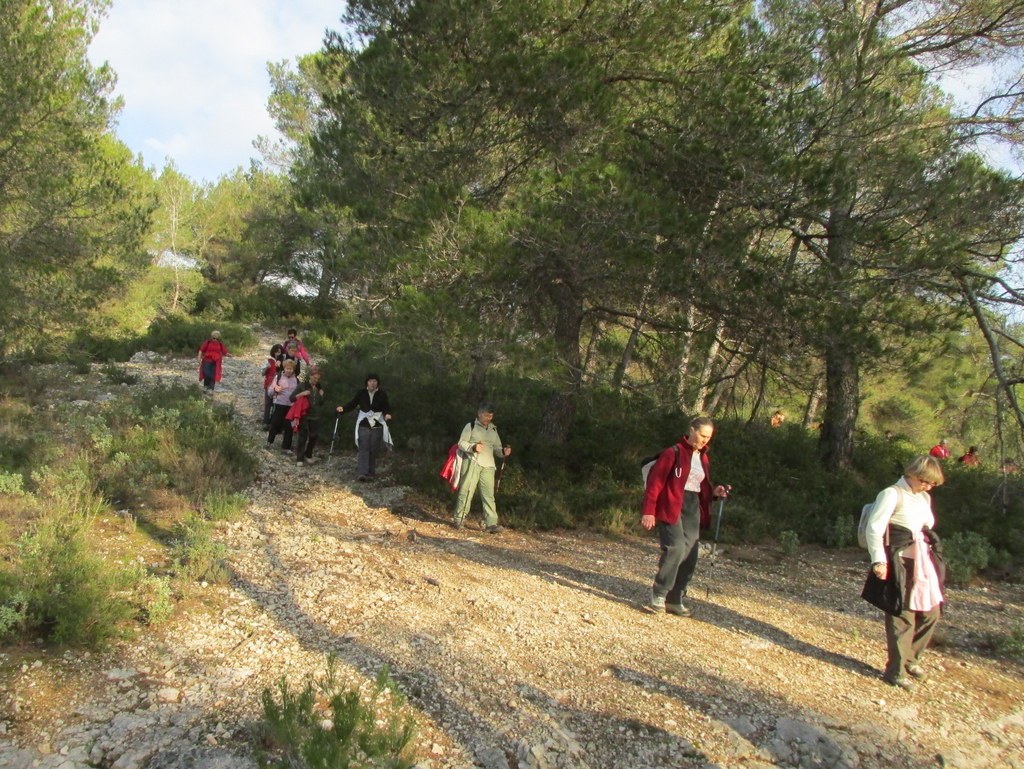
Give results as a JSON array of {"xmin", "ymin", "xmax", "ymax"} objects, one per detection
[
  {"xmin": 452, "ymin": 403, "xmax": 512, "ymax": 534},
  {"xmin": 863, "ymin": 455, "xmax": 946, "ymax": 692},
  {"xmin": 640, "ymin": 416, "xmax": 729, "ymax": 617},
  {"xmin": 929, "ymin": 439, "xmax": 951, "ymax": 460},
  {"xmin": 287, "ymin": 366, "xmax": 327, "ymax": 465},
  {"xmin": 335, "ymin": 373, "xmax": 392, "ymax": 481},
  {"xmin": 197, "ymin": 330, "xmax": 230, "ymax": 392},
  {"xmin": 266, "ymin": 359, "xmax": 300, "ymax": 452},
  {"xmin": 281, "ymin": 328, "xmax": 311, "ymax": 377},
  {"xmin": 262, "ymin": 344, "xmax": 284, "ymax": 426}
]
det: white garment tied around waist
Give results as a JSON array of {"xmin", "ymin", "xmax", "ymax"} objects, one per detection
[
  {"xmin": 908, "ymin": 530, "xmax": 943, "ymax": 612},
  {"xmin": 354, "ymin": 410, "xmax": 393, "ymax": 449}
]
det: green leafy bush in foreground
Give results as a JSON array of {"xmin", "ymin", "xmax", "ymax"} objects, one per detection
[
  {"xmin": 261, "ymin": 662, "xmax": 416, "ymax": 769},
  {"xmin": 0, "ymin": 497, "xmax": 136, "ymax": 646}
]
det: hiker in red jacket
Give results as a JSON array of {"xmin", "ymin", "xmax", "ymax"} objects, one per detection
[
  {"xmin": 640, "ymin": 416, "xmax": 729, "ymax": 617},
  {"xmin": 197, "ymin": 330, "xmax": 230, "ymax": 392}
]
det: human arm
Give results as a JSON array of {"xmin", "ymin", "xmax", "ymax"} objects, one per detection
[
  {"xmin": 335, "ymin": 392, "xmax": 361, "ymax": 414},
  {"xmin": 866, "ymin": 486, "xmax": 900, "ymax": 573},
  {"xmin": 457, "ymin": 423, "xmax": 475, "ymax": 454},
  {"xmin": 640, "ymin": 446, "xmax": 677, "ymax": 529}
]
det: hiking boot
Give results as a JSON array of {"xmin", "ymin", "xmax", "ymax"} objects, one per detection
[
  {"xmin": 304, "ymin": 456, "xmax": 319, "ymax": 465},
  {"xmin": 644, "ymin": 593, "xmax": 666, "ymax": 614},
  {"xmin": 666, "ymin": 602, "xmax": 692, "ymax": 617},
  {"xmin": 453, "ymin": 520, "xmax": 464, "ymax": 530},
  {"xmin": 883, "ymin": 674, "xmax": 915, "ymax": 692},
  {"xmin": 485, "ymin": 524, "xmax": 503, "ymax": 534}
]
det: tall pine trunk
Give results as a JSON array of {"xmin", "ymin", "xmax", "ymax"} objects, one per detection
[{"xmin": 537, "ymin": 281, "xmax": 583, "ymax": 446}]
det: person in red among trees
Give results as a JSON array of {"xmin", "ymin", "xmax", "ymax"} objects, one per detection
[
  {"xmin": 928, "ymin": 439, "xmax": 951, "ymax": 460},
  {"xmin": 957, "ymin": 446, "xmax": 981, "ymax": 466},
  {"xmin": 197, "ymin": 330, "xmax": 230, "ymax": 392},
  {"xmin": 640, "ymin": 416, "xmax": 729, "ymax": 617}
]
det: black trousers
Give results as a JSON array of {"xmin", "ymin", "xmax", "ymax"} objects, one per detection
[
  {"xmin": 295, "ymin": 418, "xmax": 320, "ymax": 459},
  {"xmin": 267, "ymin": 404, "xmax": 293, "ymax": 450},
  {"xmin": 653, "ymin": 491, "xmax": 701, "ymax": 603}
]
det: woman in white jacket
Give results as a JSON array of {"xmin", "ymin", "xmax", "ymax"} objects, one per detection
[{"xmin": 864, "ymin": 455, "xmax": 945, "ymax": 692}]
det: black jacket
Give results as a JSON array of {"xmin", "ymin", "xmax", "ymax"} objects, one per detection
[{"xmin": 340, "ymin": 389, "xmax": 391, "ymax": 427}]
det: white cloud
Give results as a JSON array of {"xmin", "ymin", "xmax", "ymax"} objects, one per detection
[{"xmin": 89, "ymin": 0, "xmax": 346, "ymax": 182}]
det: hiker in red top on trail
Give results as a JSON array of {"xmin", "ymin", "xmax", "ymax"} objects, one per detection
[{"xmin": 197, "ymin": 330, "xmax": 230, "ymax": 392}]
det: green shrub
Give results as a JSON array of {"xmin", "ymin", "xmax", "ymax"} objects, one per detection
[
  {"xmin": 990, "ymin": 623, "xmax": 1024, "ymax": 659},
  {"xmin": 943, "ymin": 531, "xmax": 994, "ymax": 585},
  {"xmin": 121, "ymin": 564, "xmax": 175, "ymax": 625},
  {"xmin": 100, "ymin": 362, "xmax": 139, "ymax": 385},
  {"xmin": 779, "ymin": 530, "xmax": 800, "ymax": 556},
  {"xmin": 93, "ymin": 384, "xmax": 256, "ymax": 506},
  {"xmin": 173, "ymin": 515, "xmax": 230, "ymax": 584},
  {"xmin": 0, "ymin": 506, "xmax": 136, "ymax": 646},
  {"xmin": 203, "ymin": 489, "xmax": 249, "ymax": 522},
  {"xmin": 140, "ymin": 317, "xmax": 255, "ymax": 356},
  {"xmin": 824, "ymin": 514, "xmax": 854, "ymax": 548},
  {"xmin": 260, "ymin": 661, "xmax": 416, "ymax": 769},
  {"xmin": 0, "ymin": 471, "xmax": 25, "ymax": 495}
]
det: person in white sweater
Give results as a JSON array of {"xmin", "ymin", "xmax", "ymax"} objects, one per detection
[{"xmin": 864, "ymin": 455, "xmax": 945, "ymax": 692}]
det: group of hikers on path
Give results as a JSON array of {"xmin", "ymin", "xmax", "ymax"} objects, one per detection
[{"xmin": 199, "ymin": 329, "xmax": 948, "ymax": 693}]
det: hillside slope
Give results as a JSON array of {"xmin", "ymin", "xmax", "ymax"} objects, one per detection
[{"xmin": 1, "ymin": 341, "xmax": 1022, "ymax": 769}]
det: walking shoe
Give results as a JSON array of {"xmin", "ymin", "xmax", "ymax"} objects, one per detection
[
  {"xmin": 883, "ymin": 674, "xmax": 916, "ymax": 692},
  {"xmin": 485, "ymin": 524, "xmax": 503, "ymax": 534},
  {"xmin": 304, "ymin": 456, "xmax": 319, "ymax": 465},
  {"xmin": 453, "ymin": 519, "xmax": 464, "ymax": 530},
  {"xmin": 906, "ymin": 665, "xmax": 928, "ymax": 680},
  {"xmin": 644, "ymin": 593, "xmax": 666, "ymax": 613},
  {"xmin": 666, "ymin": 602, "xmax": 692, "ymax": 617}
]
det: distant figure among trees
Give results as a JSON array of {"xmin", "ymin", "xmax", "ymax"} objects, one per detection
[
  {"xmin": 958, "ymin": 446, "xmax": 981, "ymax": 466},
  {"xmin": 770, "ymin": 410, "xmax": 785, "ymax": 428},
  {"xmin": 928, "ymin": 439, "xmax": 951, "ymax": 460}
]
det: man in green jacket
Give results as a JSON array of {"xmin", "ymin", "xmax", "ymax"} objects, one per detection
[{"xmin": 453, "ymin": 403, "xmax": 512, "ymax": 533}]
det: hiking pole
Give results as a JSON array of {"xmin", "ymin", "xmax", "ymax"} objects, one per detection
[
  {"xmin": 495, "ymin": 454, "xmax": 508, "ymax": 492},
  {"xmin": 327, "ymin": 416, "xmax": 340, "ymax": 464},
  {"xmin": 705, "ymin": 495, "xmax": 728, "ymax": 599}
]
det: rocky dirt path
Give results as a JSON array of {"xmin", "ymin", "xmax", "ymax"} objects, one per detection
[{"xmin": 1, "ymin": 340, "xmax": 1023, "ymax": 769}]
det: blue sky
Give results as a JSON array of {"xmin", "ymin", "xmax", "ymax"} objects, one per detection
[{"xmin": 88, "ymin": 0, "xmax": 347, "ymax": 184}]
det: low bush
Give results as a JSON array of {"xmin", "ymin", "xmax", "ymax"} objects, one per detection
[
  {"xmin": 943, "ymin": 531, "xmax": 994, "ymax": 585},
  {"xmin": 260, "ymin": 661, "xmax": 416, "ymax": 769},
  {"xmin": 779, "ymin": 530, "xmax": 800, "ymax": 556},
  {"xmin": 0, "ymin": 503, "xmax": 136, "ymax": 646},
  {"xmin": 173, "ymin": 514, "xmax": 231, "ymax": 584},
  {"xmin": 203, "ymin": 489, "xmax": 249, "ymax": 522}
]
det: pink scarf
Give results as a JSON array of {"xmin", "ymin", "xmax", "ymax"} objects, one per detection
[{"xmin": 908, "ymin": 531, "xmax": 944, "ymax": 611}]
